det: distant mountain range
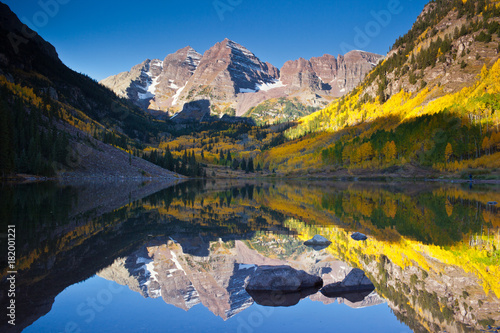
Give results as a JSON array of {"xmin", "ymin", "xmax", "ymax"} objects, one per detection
[{"xmin": 100, "ymin": 39, "xmax": 383, "ymax": 119}]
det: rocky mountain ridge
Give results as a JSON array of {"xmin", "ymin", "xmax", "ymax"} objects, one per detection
[
  {"xmin": 100, "ymin": 39, "xmax": 383, "ymax": 119},
  {"xmin": 361, "ymin": 0, "xmax": 500, "ymax": 103}
]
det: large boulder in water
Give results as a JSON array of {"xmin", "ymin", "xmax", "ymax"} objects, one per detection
[
  {"xmin": 245, "ymin": 265, "xmax": 323, "ymax": 292},
  {"xmin": 246, "ymin": 288, "xmax": 319, "ymax": 307}
]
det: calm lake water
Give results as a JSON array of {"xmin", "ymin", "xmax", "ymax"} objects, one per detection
[{"xmin": 1, "ymin": 180, "xmax": 499, "ymax": 333}]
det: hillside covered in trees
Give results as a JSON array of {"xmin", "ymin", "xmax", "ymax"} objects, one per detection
[{"xmin": 256, "ymin": 0, "xmax": 500, "ymax": 177}]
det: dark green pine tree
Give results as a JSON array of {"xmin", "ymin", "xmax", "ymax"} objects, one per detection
[
  {"xmin": 219, "ymin": 149, "xmax": 225, "ymax": 163},
  {"xmin": 247, "ymin": 157, "xmax": 254, "ymax": 173},
  {"xmin": 232, "ymin": 159, "xmax": 239, "ymax": 170},
  {"xmin": 165, "ymin": 146, "xmax": 174, "ymax": 171},
  {"xmin": 0, "ymin": 102, "xmax": 15, "ymax": 176}
]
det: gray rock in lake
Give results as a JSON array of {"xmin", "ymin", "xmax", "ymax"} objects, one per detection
[
  {"xmin": 245, "ymin": 265, "xmax": 323, "ymax": 292},
  {"xmin": 304, "ymin": 235, "xmax": 332, "ymax": 246},
  {"xmin": 246, "ymin": 288, "xmax": 319, "ymax": 307},
  {"xmin": 351, "ymin": 232, "xmax": 368, "ymax": 241},
  {"xmin": 321, "ymin": 268, "xmax": 375, "ymax": 299}
]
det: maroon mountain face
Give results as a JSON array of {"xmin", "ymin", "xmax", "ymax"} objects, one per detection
[
  {"xmin": 174, "ymin": 39, "xmax": 280, "ymax": 106},
  {"xmin": 100, "ymin": 39, "xmax": 383, "ymax": 118},
  {"xmin": 281, "ymin": 51, "xmax": 384, "ymax": 96}
]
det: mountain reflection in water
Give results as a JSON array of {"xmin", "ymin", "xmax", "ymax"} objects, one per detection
[{"xmin": 1, "ymin": 180, "xmax": 499, "ymax": 333}]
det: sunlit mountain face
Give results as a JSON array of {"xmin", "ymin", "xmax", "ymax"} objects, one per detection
[{"xmin": 1, "ymin": 180, "xmax": 498, "ymax": 332}]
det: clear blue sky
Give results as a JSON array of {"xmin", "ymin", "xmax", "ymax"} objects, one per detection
[{"xmin": 4, "ymin": 0, "xmax": 428, "ymax": 81}]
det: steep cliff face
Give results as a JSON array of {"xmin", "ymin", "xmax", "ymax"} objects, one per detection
[
  {"xmin": 149, "ymin": 46, "xmax": 201, "ymax": 111},
  {"xmin": 281, "ymin": 57, "xmax": 321, "ymax": 91},
  {"xmin": 336, "ymin": 50, "xmax": 384, "ymax": 93},
  {"xmin": 280, "ymin": 51, "xmax": 383, "ymax": 96},
  {"xmin": 100, "ymin": 59, "xmax": 164, "ymax": 109}
]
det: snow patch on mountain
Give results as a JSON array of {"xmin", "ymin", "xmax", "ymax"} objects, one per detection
[
  {"xmin": 170, "ymin": 252, "xmax": 186, "ymax": 275},
  {"xmin": 137, "ymin": 59, "xmax": 163, "ymax": 100},
  {"xmin": 145, "ymin": 260, "xmax": 159, "ymax": 282},
  {"xmin": 168, "ymin": 79, "xmax": 179, "ymax": 89},
  {"xmin": 240, "ymin": 87, "xmax": 257, "ymax": 93},
  {"xmin": 238, "ymin": 264, "xmax": 256, "ymax": 270},
  {"xmin": 172, "ymin": 83, "xmax": 187, "ymax": 106},
  {"xmin": 239, "ymin": 79, "xmax": 286, "ymax": 94},
  {"xmin": 257, "ymin": 79, "xmax": 286, "ymax": 91}
]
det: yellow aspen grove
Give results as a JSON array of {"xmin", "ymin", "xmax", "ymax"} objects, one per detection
[
  {"xmin": 482, "ymin": 137, "xmax": 491, "ymax": 155},
  {"xmin": 383, "ymin": 141, "xmax": 397, "ymax": 163},
  {"xmin": 492, "ymin": 132, "xmax": 500, "ymax": 151},
  {"xmin": 359, "ymin": 142, "xmax": 374, "ymax": 162},
  {"xmin": 445, "ymin": 143, "xmax": 453, "ymax": 162}
]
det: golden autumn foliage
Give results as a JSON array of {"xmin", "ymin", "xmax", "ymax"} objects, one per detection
[
  {"xmin": 445, "ymin": 143, "xmax": 453, "ymax": 162},
  {"xmin": 382, "ymin": 141, "xmax": 397, "ymax": 163},
  {"xmin": 260, "ymin": 58, "xmax": 500, "ymax": 174}
]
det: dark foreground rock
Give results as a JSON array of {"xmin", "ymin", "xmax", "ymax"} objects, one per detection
[
  {"xmin": 321, "ymin": 268, "xmax": 375, "ymax": 299},
  {"xmin": 351, "ymin": 232, "xmax": 368, "ymax": 241},
  {"xmin": 246, "ymin": 288, "xmax": 319, "ymax": 307},
  {"xmin": 245, "ymin": 265, "xmax": 323, "ymax": 292}
]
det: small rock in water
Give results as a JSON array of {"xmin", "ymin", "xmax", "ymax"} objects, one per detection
[
  {"xmin": 304, "ymin": 235, "xmax": 332, "ymax": 246},
  {"xmin": 321, "ymin": 268, "xmax": 375, "ymax": 300},
  {"xmin": 351, "ymin": 232, "xmax": 368, "ymax": 241}
]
